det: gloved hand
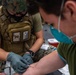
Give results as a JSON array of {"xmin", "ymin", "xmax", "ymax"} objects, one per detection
[
  {"xmin": 7, "ymin": 52, "xmax": 29, "ymax": 73},
  {"xmin": 23, "ymin": 53, "xmax": 33, "ymax": 65}
]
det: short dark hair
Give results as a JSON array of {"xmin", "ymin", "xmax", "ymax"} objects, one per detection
[
  {"xmin": 35, "ymin": 0, "xmax": 67, "ymax": 16},
  {"xmin": 27, "ymin": 0, "xmax": 67, "ymax": 15},
  {"xmin": 27, "ymin": 0, "xmax": 39, "ymax": 15}
]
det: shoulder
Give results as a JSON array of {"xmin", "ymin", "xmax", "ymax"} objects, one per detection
[
  {"xmin": 31, "ymin": 13, "xmax": 43, "ymax": 32},
  {"xmin": 0, "ymin": 6, "xmax": 8, "ymax": 27},
  {"xmin": 31, "ymin": 13, "xmax": 41, "ymax": 19},
  {"xmin": 58, "ymin": 43, "xmax": 69, "ymax": 47},
  {"xmin": 31, "ymin": 13, "xmax": 42, "ymax": 24},
  {"xmin": 57, "ymin": 43, "xmax": 76, "ymax": 50}
]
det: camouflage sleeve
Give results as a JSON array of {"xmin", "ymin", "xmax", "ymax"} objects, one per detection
[{"xmin": 31, "ymin": 13, "xmax": 43, "ymax": 33}]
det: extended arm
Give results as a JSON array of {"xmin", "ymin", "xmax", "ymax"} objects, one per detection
[
  {"xmin": 23, "ymin": 50, "xmax": 65, "ymax": 75},
  {"xmin": 23, "ymin": 30, "xmax": 44, "ymax": 65},
  {"xmin": 23, "ymin": 13, "xmax": 44, "ymax": 65},
  {"xmin": 29, "ymin": 13, "xmax": 44, "ymax": 53},
  {"xmin": 0, "ymin": 48, "xmax": 29, "ymax": 73},
  {"xmin": 29, "ymin": 30, "xmax": 44, "ymax": 53},
  {"xmin": 0, "ymin": 48, "xmax": 9, "ymax": 60}
]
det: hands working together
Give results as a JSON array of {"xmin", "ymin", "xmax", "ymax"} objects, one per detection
[{"xmin": 7, "ymin": 52, "xmax": 33, "ymax": 74}]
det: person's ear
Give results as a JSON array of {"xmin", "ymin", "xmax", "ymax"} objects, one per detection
[{"xmin": 64, "ymin": 1, "xmax": 76, "ymax": 21}]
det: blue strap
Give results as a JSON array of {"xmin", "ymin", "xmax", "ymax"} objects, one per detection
[{"xmin": 58, "ymin": 54, "xmax": 67, "ymax": 64}]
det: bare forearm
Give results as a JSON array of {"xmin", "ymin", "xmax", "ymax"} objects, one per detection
[
  {"xmin": 30, "ymin": 38, "xmax": 44, "ymax": 52},
  {"xmin": 33, "ymin": 51, "xmax": 65, "ymax": 74},
  {"xmin": 23, "ymin": 51, "xmax": 65, "ymax": 75},
  {"xmin": 30, "ymin": 30, "xmax": 44, "ymax": 52},
  {"xmin": 0, "ymin": 48, "xmax": 9, "ymax": 61}
]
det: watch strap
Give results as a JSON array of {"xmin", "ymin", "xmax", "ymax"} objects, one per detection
[{"xmin": 27, "ymin": 50, "xmax": 35, "ymax": 58}]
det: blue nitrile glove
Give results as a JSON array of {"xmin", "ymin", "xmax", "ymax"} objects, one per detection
[
  {"xmin": 7, "ymin": 52, "xmax": 29, "ymax": 73},
  {"xmin": 23, "ymin": 53, "xmax": 33, "ymax": 65}
]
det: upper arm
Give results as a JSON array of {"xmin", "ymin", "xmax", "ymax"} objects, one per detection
[
  {"xmin": 32, "ymin": 13, "xmax": 43, "ymax": 32},
  {"xmin": 35, "ymin": 30, "xmax": 43, "ymax": 39}
]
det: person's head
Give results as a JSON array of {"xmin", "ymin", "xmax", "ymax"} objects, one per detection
[
  {"xmin": 34, "ymin": 0, "xmax": 76, "ymax": 25},
  {"xmin": 34, "ymin": 0, "xmax": 76, "ymax": 43},
  {"xmin": 2, "ymin": 0, "xmax": 27, "ymax": 22},
  {"xmin": 26, "ymin": 0, "xmax": 39, "ymax": 15}
]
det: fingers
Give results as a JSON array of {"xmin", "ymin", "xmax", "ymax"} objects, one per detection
[
  {"xmin": 13, "ymin": 58, "xmax": 29, "ymax": 73},
  {"xmin": 21, "ymin": 58, "xmax": 29, "ymax": 67}
]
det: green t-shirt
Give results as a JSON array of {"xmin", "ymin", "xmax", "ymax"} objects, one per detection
[
  {"xmin": 32, "ymin": 13, "xmax": 42, "ymax": 33},
  {"xmin": 57, "ymin": 43, "xmax": 76, "ymax": 75}
]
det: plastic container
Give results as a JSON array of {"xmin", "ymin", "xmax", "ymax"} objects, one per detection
[{"xmin": 48, "ymin": 38, "xmax": 59, "ymax": 47}]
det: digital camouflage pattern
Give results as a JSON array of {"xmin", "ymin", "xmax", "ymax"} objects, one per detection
[
  {"xmin": 33, "ymin": 45, "xmax": 57, "ymax": 62},
  {"xmin": 2, "ymin": 0, "xmax": 27, "ymax": 13}
]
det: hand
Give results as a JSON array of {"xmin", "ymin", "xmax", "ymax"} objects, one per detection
[
  {"xmin": 7, "ymin": 52, "xmax": 29, "ymax": 73},
  {"xmin": 23, "ymin": 53, "xmax": 33, "ymax": 65}
]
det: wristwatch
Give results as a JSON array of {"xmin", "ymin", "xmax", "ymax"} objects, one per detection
[{"xmin": 27, "ymin": 49, "xmax": 35, "ymax": 58}]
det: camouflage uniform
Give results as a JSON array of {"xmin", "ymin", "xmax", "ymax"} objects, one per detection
[
  {"xmin": 34, "ymin": 44, "xmax": 56, "ymax": 62},
  {"xmin": 0, "ymin": 0, "xmax": 56, "ymax": 73}
]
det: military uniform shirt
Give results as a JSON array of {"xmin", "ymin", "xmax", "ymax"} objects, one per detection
[{"xmin": 57, "ymin": 43, "xmax": 76, "ymax": 75}]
